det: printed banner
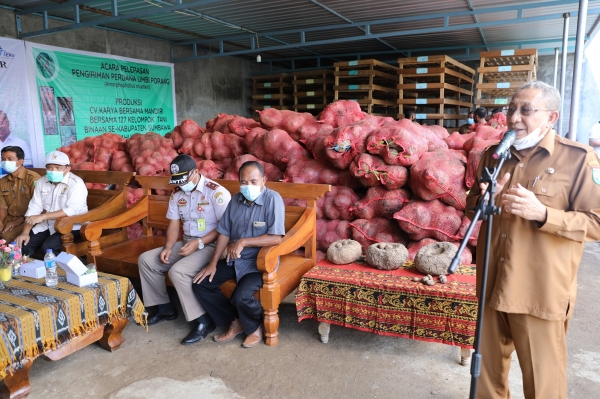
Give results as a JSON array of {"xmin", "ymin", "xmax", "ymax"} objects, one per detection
[
  {"xmin": 26, "ymin": 42, "xmax": 176, "ymax": 159},
  {"xmin": 0, "ymin": 37, "xmax": 38, "ymax": 170}
]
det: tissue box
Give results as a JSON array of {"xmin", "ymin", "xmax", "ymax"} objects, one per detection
[
  {"xmin": 20, "ymin": 260, "xmax": 46, "ymax": 279},
  {"xmin": 55, "ymin": 252, "xmax": 98, "ymax": 287},
  {"xmin": 66, "ymin": 271, "xmax": 98, "ymax": 287}
]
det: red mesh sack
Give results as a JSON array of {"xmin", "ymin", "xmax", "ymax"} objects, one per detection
[
  {"xmin": 316, "ymin": 219, "xmax": 352, "ymax": 251},
  {"xmin": 407, "ymin": 238, "xmax": 472, "ymax": 264},
  {"xmin": 199, "ymin": 132, "xmax": 247, "ymax": 160},
  {"xmin": 350, "ymin": 186, "xmax": 410, "ymax": 219},
  {"xmin": 365, "ymin": 122, "xmax": 428, "ymax": 166},
  {"xmin": 110, "ymin": 150, "xmax": 134, "ymax": 172},
  {"xmin": 245, "ymin": 127, "xmax": 310, "ymax": 169},
  {"xmin": 445, "ymin": 131, "xmax": 475, "ymax": 151},
  {"xmin": 393, "ymin": 199, "xmax": 464, "ymax": 242},
  {"xmin": 211, "ymin": 113, "xmax": 235, "ymax": 134},
  {"xmin": 223, "ymin": 154, "xmax": 283, "ymax": 182},
  {"xmin": 212, "ymin": 158, "xmax": 233, "ymax": 173},
  {"xmin": 457, "ymin": 216, "xmax": 482, "ymax": 247},
  {"xmin": 283, "ymin": 158, "xmax": 361, "ymax": 188},
  {"xmin": 196, "ymin": 160, "xmax": 223, "ymax": 180},
  {"xmin": 487, "ymin": 112, "xmax": 507, "ymax": 130},
  {"xmin": 228, "ymin": 116, "xmax": 260, "ymax": 137},
  {"xmin": 257, "ymin": 109, "xmax": 317, "ymax": 140},
  {"xmin": 126, "ymin": 132, "xmax": 178, "ymax": 176},
  {"xmin": 349, "ymin": 218, "xmax": 407, "ymax": 253},
  {"xmin": 410, "ymin": 150, "xmax": 468, "ymax": 210},
  {"xmin": 180, "ymin": 119, "xmax": 204, "ymax": 139},
  {"xmin": 324, "ymin": 117, "xmax": 381, "ymax": 169},
  {"xmin": 426, "ymin": 125, "xmax": 450, "ymax": 140},
  {"xmin": 297, "ymin": 123, "xmax": 334, "ymax": 144},
  {"xmin": 284, "ymin": 186, "xmax": 359, "ymax": 220},
  {"xmin": 318, "ymin": 100, "xmax": 366, "ymax": 128},
  {"xmin": 465, "ymin": 138, "xmax": 499, "ymax": 189},
  {"xmin": 305, "ymin": 130, "xmax": 330, "ymax": 160},
  {"xmin": 349, "ymin": 153, "xmax": 409, "ymax": 189}
]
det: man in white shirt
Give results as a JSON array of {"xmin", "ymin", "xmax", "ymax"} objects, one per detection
[
  {"xmin": 0, "ymin": 111, "xmax": 34, "ymax": 168},
  {"xmin": 16, "ymin": 151, "xmax": 88, "ymax": 257},
  {"xmin": 588, "ymin": 121, "xmax": 600, "ymax": 159}
]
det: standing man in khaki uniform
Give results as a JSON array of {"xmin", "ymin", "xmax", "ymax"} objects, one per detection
[
  {"xmin": 467, "ymin": 81, "xmax": 600, "ymax": 399},
  {"xmin": 0, "ymin": 146, "xmax": 40, "ymax": 243},
  {"xmin": 138, "ymin": 154, "xmax": 231, "ymax": 345}
]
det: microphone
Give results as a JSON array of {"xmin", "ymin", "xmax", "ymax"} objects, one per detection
[{"xmin": 492, "ymin": 129, "xmax": 517, "ymax": 159}]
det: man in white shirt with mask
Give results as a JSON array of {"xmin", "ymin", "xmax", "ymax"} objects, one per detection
[
  {"xmin": 16, "ymin": 151, "xmax": 88, "ymax": 257},
  {"xmin": 137, "ymin": 154, "xmax": 231, "ymax": 345}
]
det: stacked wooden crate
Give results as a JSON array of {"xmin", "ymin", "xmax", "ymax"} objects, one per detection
[
  {"xmin": 252, "ymin": 73, "xmax": 294, "ymax": 112},
  {"xmin": 475, "ymin": 49, "xmax": 537, "ymax": 109},
  {"xmin": 334, "ymin": 59, "xmax": 398, "ymax": 116},
  {"xmin": 397, "ymin": 55, "xmax": 475, "ymax": 127},
  {"xmin": 293, "ymin": 70, "xmax": 334, "ymax": 115}
]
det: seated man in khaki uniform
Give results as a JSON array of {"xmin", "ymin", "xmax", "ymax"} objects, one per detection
[
  {"xmin": 138, "ymin": 154, "xmax": 232, "ymax": 345},
  {"xmin": 0, "ymin": 146, "xmax": 40, "ymax": 243}
]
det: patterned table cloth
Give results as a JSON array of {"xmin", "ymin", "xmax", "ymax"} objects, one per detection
[
  {"xmin": 296, "ymin": 260, "xmax": 477, "ymax": 348},
  {"xmin": 0, "ymin": 271, "xmax": 146, "ymax": 378}
]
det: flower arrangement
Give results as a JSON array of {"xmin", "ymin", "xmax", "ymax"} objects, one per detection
[{"xmin": 0, "ymin": 239, "xmax": 22, "ymax": 282}]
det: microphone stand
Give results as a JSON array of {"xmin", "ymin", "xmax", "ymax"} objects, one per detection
[{"xmin": 447, "ymin": 147, "xmax": 511, "ymax": 399}]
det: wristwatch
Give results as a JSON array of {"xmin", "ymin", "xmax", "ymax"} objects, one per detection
[{"xmin": 197, "ymin": 238, "xmax": 204, "ymax": 250}]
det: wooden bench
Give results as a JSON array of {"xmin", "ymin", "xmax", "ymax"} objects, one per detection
[
  {"xmin": 80, "ymin": 176, "xmax": 330, "ymax": 346},
  {"xmin": 29, "ymin": 168, "xmax": 135, "ymax": 257}
]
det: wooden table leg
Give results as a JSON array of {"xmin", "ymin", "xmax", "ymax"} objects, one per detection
[
  {"xmin": 460, "ymin": 347, "xmax": 472, "ymax": 366},
  {"xmin": 318, "ymin": 322, "xmax": 330, "ymax": 343},
  {"xmin": 0, "ymin": 359, "xmax": 32, "ymax": 399},
  {"xmin": 98, "ymin": 317, "xmax": 129, "ymax": 352}
]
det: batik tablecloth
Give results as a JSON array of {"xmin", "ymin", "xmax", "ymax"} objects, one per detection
[
  {"xmin": 0, "ymin": 270, "xmax": 146, "ymax": 378},
  {"xmin": 296, "ymin": 260, "xmax": 477, "ymax": 348}
]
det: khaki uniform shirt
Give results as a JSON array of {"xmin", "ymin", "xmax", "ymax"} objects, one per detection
[
  {"xmin": 0, "ymin": 168, "xmax": 40, "ymax": 221},
  {"xmin": 466, "ymin": 130, "xmax": 600, "ymax": 321},
  {"xmin": 166, "ymin": 175, "xmax": 231, "ymax": 238}
]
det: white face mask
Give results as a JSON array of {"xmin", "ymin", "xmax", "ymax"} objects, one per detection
[
  {"xmin": 512, "ymin": 118, "xmax": 549, "ymax": 151},
  {"xmin": 1, "ymin": 161, "xmax": 18, "ymax": 173}
]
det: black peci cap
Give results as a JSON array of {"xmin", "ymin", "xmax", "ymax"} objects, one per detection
[{"xmin": 169, "ymin": 154, "xmax": 196, "ymax": 185}]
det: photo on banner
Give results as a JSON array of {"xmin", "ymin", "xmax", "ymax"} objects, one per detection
[
  {"xmin": 25, "ymin": 41, "xmax": 176, "ymax": 162},
  {"xmin": 0, "ymin": 37, "xmax": 39, "ymax": 173}
]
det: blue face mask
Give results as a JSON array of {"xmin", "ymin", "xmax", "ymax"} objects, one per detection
[
  {"xmin": 180, "ymin": 180, "xmax": 196, "ymax": 193},
  {"xmin": 1, "ymin": 161, "xmax": 18, "ymax": 173},
  {"xmin": 46, "ymin": 170, "xmax": 64, "ymax": 183},
  {"xmin": 240, "ymin": 184, "xmax": 262, "ymax": 202},
  {"xmin": 467, "ymin": 118, "xmax": 475, "ymax": 125}
]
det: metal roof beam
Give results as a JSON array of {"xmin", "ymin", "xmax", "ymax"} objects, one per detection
[
  {"xmin": 309, "ymin": 0, "xmax": 405, "ymax": 56},
  {"xmin": 174, "ymin": 8, "xmax": 599, "ymax": 62},
  {"xmin": 176, "ymin": 0, "xmax": 583, "ymax": 46},
  {"xmin": 466, "ymin": 0, "xmax": 488, "ymax": 51},
  {"xmin": 16, "ymin": 0, "xmax": 99, "ymax": 15},
  {"xmin": 261, "ymin": 37, "xmax": 579, "ymax": 64},
  {"xmin": 17, "ymin": 0, "xmax": 224, "ymax": 39}
]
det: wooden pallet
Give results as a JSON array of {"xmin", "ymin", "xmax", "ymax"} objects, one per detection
[
  {"xmin": 475, "ymin": 49, "xmax": 537, "ymax": 108},
  {"xmin": 293, "ymin": 69, "xmax": 334, "ymax": 114},
  {"xmin": 252, "ymin": 73, "xmax": 294, "ymax": 112},
  {"xmin": 397, "ymin": 55, "xmax": 475, "ymax": 127},
  {"xmin": 334, "ymin": 59, "xmax": 398, "ymax": 116}
]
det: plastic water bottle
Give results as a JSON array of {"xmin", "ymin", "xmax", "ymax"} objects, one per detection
[
  {"xmin": 44, "ymin": 249, "xmax": 58, "ymax": 287},
  {"xmin": 11, "ymin": 242, "xmax": 21, "ymax": 277}
]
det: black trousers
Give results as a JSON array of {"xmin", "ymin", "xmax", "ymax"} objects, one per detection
[
  {"xmin": 192, "ymin": 259, "xmax": 263, "ymax": 335},
  {"xmin": 21, "ymin": 230, "xmax": 81, "ymax": 258}
]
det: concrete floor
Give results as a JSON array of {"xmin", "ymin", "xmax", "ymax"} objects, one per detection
[{"xmin": 24, "ymin": 243, "xmax": 600, "ymax": 399}]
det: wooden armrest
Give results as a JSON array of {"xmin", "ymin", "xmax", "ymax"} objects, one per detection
[
  {"xmin": 55, "ymin": 191, "xmax": 124, "ymax": 234},
  {"xmin": 81, "ymin": 196, "xmax": 149, "ymax": 242},
  {"xmin": 257, "ymin": 208, "xmax": 316, "ymax": 274}
]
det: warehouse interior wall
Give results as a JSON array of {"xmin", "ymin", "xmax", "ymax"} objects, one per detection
[{"xmin": 0, "ymin": 7, "xmax": 264, "ymax": 127}]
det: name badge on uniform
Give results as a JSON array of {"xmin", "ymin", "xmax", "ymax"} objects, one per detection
[
  {"xmin": 197, "ymin": 218, "xmax": 206, "ymax": 231},
  {"xmin": 253, "ymin": 221, "xmax": 266, "ymax": 227}
]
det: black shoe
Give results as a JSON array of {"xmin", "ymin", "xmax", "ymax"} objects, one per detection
[
  {"xmin": 147, "ymin": 309, "xmax": 178, "ymax": 326},
  {"xmin": 180, "ymin": 319, "xmax": 216, "ymax": 345}
]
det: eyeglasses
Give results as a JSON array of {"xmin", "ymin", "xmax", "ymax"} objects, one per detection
[{"xmin": 506, "ymin": 107, "xmax": 552, "ymax": 117}]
